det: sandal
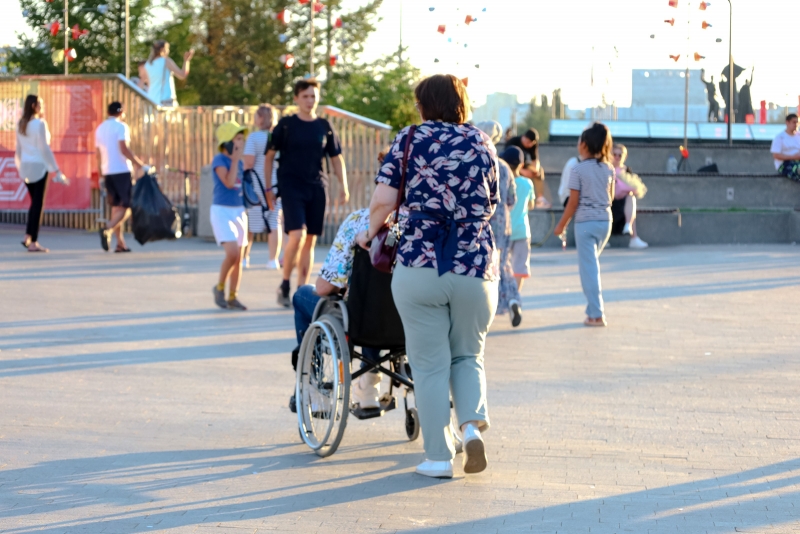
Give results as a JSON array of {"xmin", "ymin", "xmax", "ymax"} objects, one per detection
[
  {"xmin": 583, "ymin": 317, "xmax": 607, "ymax": 327},
  {"xmin": 27, "ymin": 244, "xmax": 49, "ymax": 253},
  {"xmin": 114, "ymin": 247, "xmax": 132, "ymax": 253}
]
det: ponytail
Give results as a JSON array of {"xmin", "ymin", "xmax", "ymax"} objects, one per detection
[
  {"xmin": 18, "ymin": 94, "xmax": 39, "ymax": 136},
  {"xmin": 579, "ymin": 122, "xmax": 613, "ymax": 164}
]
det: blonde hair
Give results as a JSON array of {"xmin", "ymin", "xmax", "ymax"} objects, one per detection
[{"xmin": 613, "ymin": 143, "xmax": 628, "ymax": 162}]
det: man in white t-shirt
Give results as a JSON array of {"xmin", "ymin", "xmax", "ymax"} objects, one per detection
[
  {"xmin": 242, "ymin": 104, "xmax": 282, "ymax": 269},
  {"xmin": 95, "ymin": 102, "xmax": 145, "ymax": 252},
  {"xmin": 770, "ymin": 113, "xmax": 800, "ymax": 182}
]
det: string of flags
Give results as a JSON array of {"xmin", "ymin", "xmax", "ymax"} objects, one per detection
[
  {"xmin": 23, "ymin": 2, "xmax": 107, "ymax": 66},
  {"xmin": 663, "ymin": 0, "xmax": 714, "ymax": 63},
  {"xmin": 429, "ymin": 4, "xmax": 489, "ymax": 81},
  {"xmin": 273, "ymin": 1, "xmax": 346, "ymax": 71}
]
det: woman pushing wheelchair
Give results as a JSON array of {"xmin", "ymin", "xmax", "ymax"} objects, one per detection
[{"xmin": 358, "ymin": 75, "xmax": 500, "ymax": 478}]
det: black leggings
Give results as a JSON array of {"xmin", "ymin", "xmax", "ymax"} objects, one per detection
[{"xmin": 25, "ymin": 174, "xmax": 48, "ymax": 242}]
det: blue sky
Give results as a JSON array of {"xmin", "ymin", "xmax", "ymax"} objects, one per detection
[{"xmin": 3, "ymin": 0, "xmax": 797, "ymax": 109}]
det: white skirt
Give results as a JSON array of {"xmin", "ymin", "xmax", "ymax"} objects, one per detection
[{"xmin": 210, "ymin": 204, "xmax": 249, "ymax": 247}]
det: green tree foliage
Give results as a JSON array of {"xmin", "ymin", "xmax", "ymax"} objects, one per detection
[
  {"xmin": 520, "ymin": 94, "xmax": 552, "ymax": 141},
  {"xmin": 9, "ymin": 0, "xmax": 151, "ymax": 76},
  {"xmin": 330, "ymin": 55, "xmax": 420, "ymax": 132}
]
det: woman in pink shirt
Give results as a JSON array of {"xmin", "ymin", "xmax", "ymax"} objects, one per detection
[{"xmin": 611, "ymin": 144, "xmax": 648, "ymax": 249}]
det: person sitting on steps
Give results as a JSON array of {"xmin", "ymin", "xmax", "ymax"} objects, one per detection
[{"xmin": 610, "ymin": 144, "xmax": 648, "ymax": 249}]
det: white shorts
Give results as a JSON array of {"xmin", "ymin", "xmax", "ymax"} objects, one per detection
[
  {"xmin": 247, "ymin": 199, "xmax": 283, "ymax": 234},
  {"xmin": 210, "ymin": 204, "xmax": 249, "ymax": 247},
  {"xmin": 510, "ymin": 238, "xmax": 531, "ymax": 278}
]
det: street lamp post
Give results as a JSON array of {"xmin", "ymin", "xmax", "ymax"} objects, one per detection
[
  {"xmin": 309, "ymin": 1, "xmax": 315, "ymax": 77},
  {"xmin": 64, "ymin": 0, "xmax": 69, "ymax": 75},
  {"xmin": 727, "ymin": 0, "xmax": 733, "ymax": 146},
  {"xmin": 125, "ymin": 0, "xmax": 130, "ymax": 78}
]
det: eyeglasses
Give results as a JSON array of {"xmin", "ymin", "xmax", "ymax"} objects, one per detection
[{"xmin": 612, "ymin": 152, "xmax": 623, "ymax": 157}]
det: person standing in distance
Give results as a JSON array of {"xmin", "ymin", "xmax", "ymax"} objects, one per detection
[
  {"xmin": 141, "ymin": 40, "xmax": 193, "ymax": 107},
  {"xmin": 95, "ymin": 102, "xmax": 146, "ymax": 253},
  {"xmin": 771, "ymin": 114, "xmax": 800, "ymax": 182},
  {"xmin": 242, "ymin": 104, "xmax": 282, "ymax": 269},
  {"xmin": 505, "ymin": 128, "xmax": 550, "ymax": 209},
  {"xmin": 15, "ymin": 94, "xmax": 63, "ymax": 253},
  {"xmin": 211, "ymin": 121, "xmax": 249, "ymax": 311},
  {"xmin": 264, "ymin": 79, "xmax": 349, "ymax": 307}
]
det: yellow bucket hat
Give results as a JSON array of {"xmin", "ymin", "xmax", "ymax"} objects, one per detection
[{"xmin": 215, "ymin": 120, "xmax": 248, "ymax": 151}]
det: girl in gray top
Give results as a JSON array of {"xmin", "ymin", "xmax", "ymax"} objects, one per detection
[{"xmin": 554, "ymin": 123, "xmax": 614, "ymax": 327}]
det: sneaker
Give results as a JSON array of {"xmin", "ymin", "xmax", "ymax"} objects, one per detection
[
  {"xmin": 277, "ymin": 285, "xmax": 291, "ymax": 308},
  {"xmin": 213, "ymin": 286, "xmax": 227, "ymax": 309},
  {"xmin": 99, "ymin": 228, "xmax": 109, "ymax": 252},
  {"xmin": 509, "ymin": 299, "xmax": 522, "ymax": 328},
  {"xmin": 622, "ymin": 222, "xmax": 633, "ymax": 235},
  {"xmin": 352, "ymin": 373, "xmax": 381, "ymax": 409},
  {"xmin": 584, "ymin": 316, "xmax": 607, "ymax": 327},
  {"xmin": 629, "ymin": 236, "xmax": 649, "ymax": 249},
  {"xmin": 289, "ymin": 394, "xmax": 297, "ymax": 413},
  {"xmin": 242, "ymin": 256, "xmax": 250, "ymax": 269},
  {"xmin": 266, "ymin": 259, "xmax": 280, "ymax": 270},
  {"xmin": 462, "ymin": 423, "xmax": 488, "ymax": 474},
  {"xmin": 415, "ymin": 459, "xmax": 453, "ymax": 479},
  {"xmin": 227, "ymin": 298, "xmax": 247, "ymax": 311},
  {"xmin": 534, "ymin": 196, "xmax": 552, "ymax": 209}
]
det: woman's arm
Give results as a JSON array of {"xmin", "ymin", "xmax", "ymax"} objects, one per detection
[
  {"xmin": 358, "ymin": 183, "xmax": 398, "ymax": 249},
  {"xmin": 166, "ymin": 50, "xmax": 194, "ymax": 80},
  {"xmin": 37, "ymin": 120, "xmax": 59, "ymax": 173},
  {"xmin": 554, "ymin": 189, "xmax": 579, "ymax": 236}
]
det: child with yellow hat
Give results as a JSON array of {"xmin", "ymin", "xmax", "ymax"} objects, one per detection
[{"xmin": 211, "ymin": 120, "xmax": 249, "ymax": 310}]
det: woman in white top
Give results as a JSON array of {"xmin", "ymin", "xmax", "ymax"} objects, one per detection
[
  {"xmin": 15, "ymin": 95, "xmax": 61, "ymax": 253},
  {"xmin": 140, "ymin": 40, "xmax": 194, "ymax": 107}
]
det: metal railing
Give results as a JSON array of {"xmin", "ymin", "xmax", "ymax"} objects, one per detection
[{"xmin": 0, "ymin": 74, "xmax": 393, "ymax": 241}]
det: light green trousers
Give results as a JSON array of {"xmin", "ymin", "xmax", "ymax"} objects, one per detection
[{"xmin": 392, "ymin": 264, "xmax": 498, "ymax": 461}]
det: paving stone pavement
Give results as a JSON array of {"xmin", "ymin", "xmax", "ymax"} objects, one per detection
[{"xmin": 1, "ymin": 225, "xmax": 800, "ymax": 533}]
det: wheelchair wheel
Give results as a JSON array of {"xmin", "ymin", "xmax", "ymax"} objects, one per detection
[
  {"xmin": 296, "ymin": 313, "xmax": 351, "ymax": 457},
  {"xmin": 405, "ymin": 407, "xmax": 420, "ymax": 441}
]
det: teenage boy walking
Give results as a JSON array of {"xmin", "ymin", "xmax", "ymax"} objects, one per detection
[
  {"xmin": 95, "ymin": 102, "xmax": 146, "ymax": 252},
  {"xmin": 265, "ymin": 80, "xmax": 349, "ymax": 307}
]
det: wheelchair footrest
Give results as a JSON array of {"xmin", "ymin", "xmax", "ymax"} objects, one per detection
[{"xmin": 350, "ymin": 394, "xmax": 397, "ymax": 420}]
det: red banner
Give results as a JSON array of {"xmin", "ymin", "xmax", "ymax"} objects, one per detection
[{"xmin": 0, "ymin": 79, "xmax": 102, "ymax": 210}]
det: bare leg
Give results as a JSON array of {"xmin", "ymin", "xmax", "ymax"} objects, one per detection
[
  {"xmin": 219, "ymin": 241, "xmax": 241, "ymax": 287},
  {"xmin": 107, "ymin": 206, "xmax": 130, "ymax": 249},
  {"xmin": 244, "ymin": 232, "xmax": 254, "ymax": 262},
  {"xmin": 516, "ymin": 278, "xmax": 525, "ymax": 291},
  {"xmin": 297, "ymin": 234, "xmax": 317, "ymax": 286},
  {"xmin": 282, "ymin": 229, "xmax": 306, "ymax": 284},
  {"xmin": 268, "ymin": 227, "xmax": 282, "ymax": 263},
  {"xmin": 624, "ymin": 195, "xmax": 637, "ymax": 237}
]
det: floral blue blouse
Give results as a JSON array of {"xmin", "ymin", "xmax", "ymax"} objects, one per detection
[{"xmin": 376, "ymin": 121, "xmax": 500, "ymax": 280}]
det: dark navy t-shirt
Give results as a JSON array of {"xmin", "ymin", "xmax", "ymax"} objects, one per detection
[{"xmin": 268, "ymin": 115, "xmax": 342, "ymax": 191}]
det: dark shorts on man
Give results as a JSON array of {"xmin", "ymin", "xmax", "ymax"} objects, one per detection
[
  {"xmin": 105, "ymin": 172, "xmax": 133, "ymax": 208},
  {"xmin": 281, "ymin": 183, "xmax": 326, "ymax": 235}
]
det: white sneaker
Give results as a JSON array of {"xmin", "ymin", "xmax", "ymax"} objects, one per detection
[
  {"xmin": 622, "ymin": 222, "xmax": 633, "ymax": 235},
  {"xmin": 461, "ymin": 423, "xmax": 488, "ymax": 474},
  {"xmin": 266, "ymin": 259, "xmax": 280, "ymax": 270},
  {"xmin": 629, "ymin": 236, "xmax": 649, "ymax": 249},
  {"xmin": 242, "ymin": 256, "xmax": 250, "ymax": 269},
  {"xmin": 415, "ymin": 459, "xmax": 453, "ymax": 479},
  {"xmin": 352, "ymin": 373, "xmax": 381, "ymax": 409}
]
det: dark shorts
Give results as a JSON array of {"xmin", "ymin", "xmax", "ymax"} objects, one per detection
[
  {"xmin": 105, "ymin": 172, "xmax": 133, "ymax": 208},
  {"xmin": 281, "ymin": 184, "xmax": 326, "ymax": 235}
]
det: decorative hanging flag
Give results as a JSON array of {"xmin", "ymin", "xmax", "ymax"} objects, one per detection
[
  {"xmin": 437, "ymin": 24, "xmax": 446, "ymax": 34},
  {"xmin": 66, "ymin": 48, "xmax": 77, "ymax": 62},
  {"xmin": 461, "ymin": 77, "xmax": 469, "ymax": 87},
  {"xmin": 299, "ymin": 0, "xmax": 310, "ymax": 4},
  {"xmin": 335, "ymin": 17, "xmax": 343, "ymax": 28},
  {"xmin": 279, "ymin": 34, "xmax": 287, "ymax": 43},
  {"xmin": 434, "ymin": 58, "xmax": 439, "ymax": 62},
  {"xmin": 668, "ymin": 0, "xmax": 678, "ymax": 6},
  {"xmin": 474, "ymin": 64, "xmax": 480, "ymax": 68},
  {"xmin": 329, "ymin": 55, "xmax": 338, "ymax": 66},
  {"xmin": 701, "ymin": 21, "xmax": 712, "ymax": 29},
  {"xmin": 51, "ymin": 49, "xmax": 64, "ymax": 64},
  {"xmin": 22, "ymin": 9, "xmax": 30, "ymax": 17},
  {"xmin": 669, "ymin": 54, "xmax": 681, "ymax": 62},
  {"xmin": 429, "ymin": 7, "xmax": 435, "ymax": 11},
  {"xmin": 699, "ymin": 1, "xmax": 710, "ymax": 9},
  {"xmin": 46, "ymin": 21, "xmax": 60, "ymax": 37},
  {"xmin": 97, "ymin": 4, "xmax": 109, "ymax": 14},
  {"xmin": 664, "ymin": 18, "xmax": 674, "ymax": 26},
  {"xmin": 464, "ymin": 15, "xmax": 474, "ymax": 25},
  {"xmin": 694, "ymin": 52, "xmax": 705, "ymax": 61},
  {"xmin": 274, "ymin": 9, "xmax": 290, "ymax": 24},
  {"xmin": 313, "ymin": 2, "xmax": 324, "ymax": 13},
  {"xmin": 279, "ymin": 54, "xmax": 295, "ymax": 68},
  {"xmin": 71, "ymin": 24, "xmax": 89, "ymax": 40}
]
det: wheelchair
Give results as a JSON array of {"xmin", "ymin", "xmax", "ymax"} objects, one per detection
[{"xmin": 295, "ymin": 248, "xmax": 463, "ymax": 457}]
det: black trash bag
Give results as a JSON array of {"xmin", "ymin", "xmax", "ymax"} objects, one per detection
[{"xmin": 131, "ymin": 172, "xmax": 182, "ymax": 245}]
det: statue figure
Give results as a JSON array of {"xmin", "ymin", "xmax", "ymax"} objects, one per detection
[
  {"xmin": 737, "ymin": 67, "xmax": 754, "ymax": 123},
  {"xmin": 720, "ymin": 62, "xmax": 745, "ymax": 123},
  {"xmin": 700, "ymin": 69, "xmax": 720, "ymax": 122}
]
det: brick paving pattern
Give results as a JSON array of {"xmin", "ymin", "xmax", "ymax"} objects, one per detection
[{"xmin": 1, "ymin": 227, "xmax": 799, "ymax": 533}]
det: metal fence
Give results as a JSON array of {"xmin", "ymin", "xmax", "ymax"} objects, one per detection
[{"xmin": 0, "ymin": 74, "xmax": 393, "ymax": 242}]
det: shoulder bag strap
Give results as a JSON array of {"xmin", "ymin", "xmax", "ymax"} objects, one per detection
[{"xmin": 392, "ymin": 125, "xmax": 416, "ymax": 224}]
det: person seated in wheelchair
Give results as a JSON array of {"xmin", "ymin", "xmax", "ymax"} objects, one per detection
[{"xmin": 290, "ymin": 207, "xmax": 405, "ymax": 412}]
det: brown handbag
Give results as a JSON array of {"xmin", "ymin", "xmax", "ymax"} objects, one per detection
[{"xmin": 369, "ymin": 125, "xmax": 416, "ymax": 273}]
